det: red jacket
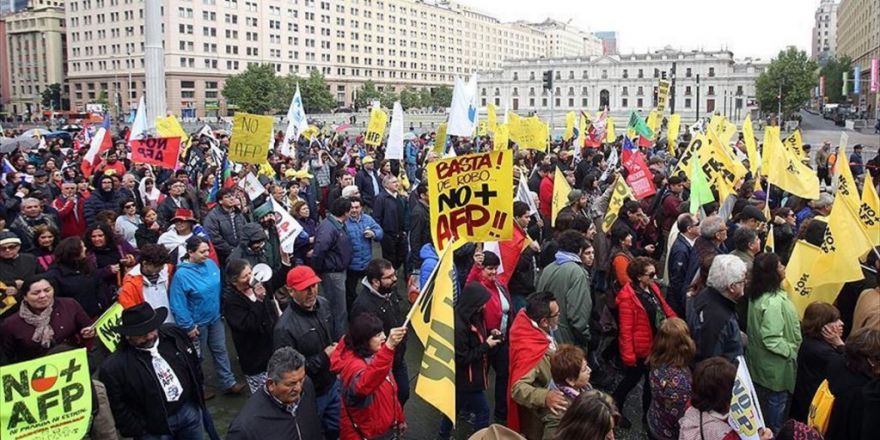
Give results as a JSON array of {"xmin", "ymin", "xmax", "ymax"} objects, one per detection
[
  {"xmin": 538, "ymin": 175, "xmax": 553, "ymax": 219},
  {"xmin": 616, "ymin": 282, "xmax": 677, "ymax": 367},
  {"xmin": 466, "ymin": 265, "xmax": 512, "ymax": 333},
  {"xmin": 51, "ymin": 195, "xmax": 87, "ymax": 239},
  {"xmin": 330, "ymin": 338, "xmax": 404, "ymax": 440}
]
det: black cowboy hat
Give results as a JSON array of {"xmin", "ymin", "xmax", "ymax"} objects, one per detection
[{"xmin": 114, "ymin": 303, "xmax": 168, "ymax": 336}]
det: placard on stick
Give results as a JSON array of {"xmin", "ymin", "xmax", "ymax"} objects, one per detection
[{"xmin": 229, "ymin": 112, "xmax": 274, "ymax": 164}]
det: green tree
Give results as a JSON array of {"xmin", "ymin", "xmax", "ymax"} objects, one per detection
[
  {"xmin": 41, "ymin": 83, "xmax": 68, "ymax": 110},
  {"xmin": 96, "ymin": 90, "xmax": 109, "ymax": 108},
  {"xmin": 399, "ymin": 86, "xmax": 421, "ymax": 110},
  {"xmin": 380, "ymin": 89, "xmax": 398, "ymax": 109},
  {"xmin": 818, "ymin": 55, "xmax": 852, "ymax": 104},
  {"xmin": 431, "ymin": 85, "xmax": 453, "ymax": 108},
  {"xmin": 755, "ymin": 47, "xmax": 818, "ymax": 119},
  {"xmin": 221, "ymin": 64, "xmax": 285, "ymax": 114},
  {"xmin": 418, "ymin": 88, "xmax": 433, "ymax": 108},
  {"xmin": 354, "ymin": 80, "xmax": 382, "ymax": 110},
  {"xmin": 298, "ymin": 69, "xmax": 336, "ymax": 113}
]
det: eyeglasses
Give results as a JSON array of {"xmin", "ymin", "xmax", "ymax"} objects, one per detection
[
  {"xmin": 0, "ymin": 244, "xmax": 20, "ymax": 251},
  {"xmin": 125, "ymin": 204, "xmax": 135, "ymax": 209},
  {"xmin": 644, "ymin": 272, "xmax": 657, "ymax": 278}
]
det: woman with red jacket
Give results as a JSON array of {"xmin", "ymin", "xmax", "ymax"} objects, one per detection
[
  {"xmin": 330, "ymin": 312, "xmax": 407, "ymax": 440},
  {"xmin": 611, "ymin": 256, "xmax": 677, "ymax": 429}
]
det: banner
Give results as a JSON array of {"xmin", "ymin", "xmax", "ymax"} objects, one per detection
[
  {"xmin": 742, "ymin": 114, "xmax": 760, "ymax": 174},
  {"xmin": 860, "ymin": 172, "xmax": 880, "ymax": 246},
  {"xmin": 656, "ymin": 79, "xmax": 670, "ymax": 112},
  {"xmin": 447, "ymin": 74, "xmax": 478, "ymax": 137},
  {"xmin": 784, "ymin": 240, "xmax": 846, "ymax": 317},
  {"xmin": 130, "ymin": 137, "xmax": 181, "ymax": 169},
  {"xmin": 282, "ymin": 84, "xmax": 309, "ymax": 156},
  {"xmin": 842, "ymin": 71, "xmax": 848, "ymax": 95},
  {"xmin": 627, "ymin": 111, "xmax": 654, "ymax": 139},
  {"xmin": 428, "ymin": 150, "xmax": 514, "ymax": 252},
  {"xmin": 853, "ymin": 65, "xmax": 861, "ymax": 95},
  {"xmin": 494, "ymin": 124, "xmax": 509, "ymax": 150},
  {"xmin": 239, "ymin": 172, "xmax": 267, "ymax": 201},
  {"xmin": 564, "ymin": 111, "xmax": 576, "ymax": 141},
  {"xmin": 602, "ymin": 175, "xmax": 635, "ymax": 232},
  {"xmin": 270, "ymin": 199, "xmax": 303, "ymax": 254},
  {"xmin": 93, "ymin": 302, "xmax": 123, "ymax": 352},
  {"xmin": 0, "ymin": 349, "xmax": 93, "ymax": 439},
  {"xmin": 871, "ymin": 58, "xmax": 879, "ymax": 93},
  {"xmin": 510, "ymin": 116, "xmax": 549, "ymax": 150},
  {"xmin": 228, "ymin": 112, "xmax": 273, "ymax": 164},
  {"xmin": 729, "ymin": 355, "xmax": 766, "ymax": 440},
  {"xmin": 766, "ymin": 134, "xmax": 820, "ymax": 200},
  {"xmin": 666, "ymin": 114, "xmax": 681, "ymax": 155},
  {"xmin": 551, "ymin": 167, "xmax": 571, "ymax": 227},
  {"xmin": 409, "ymin": 245, "xmax": 456, "ymax": 423},
  {"xmin": 819, "ymin": 76, "xmax": 826, "ymax": 97},
  {"xmin": 364, "ymin": 107, "xmax": 389, "ymax": 147},
  {"xmin": 622, "ymin": 138, "xmax": 656, "ymax": 200},
  {"xmin": 605, "ymin": 116, "xmax": 616, "ymax": 143}
]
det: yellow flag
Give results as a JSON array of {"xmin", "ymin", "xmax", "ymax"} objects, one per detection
[
  {"xmin": 512, "ymin": 116, "xmax": 549, "ymax": 150},
  {"xmin": 302, "ymin": 125, "xmax": 320, "ymax": 140},
  {"xmin": 258, "ymin": 161, "xmax": 276, "ymax": 178},
  {"xmin": 564, "ymin": 111, "xmax": 576, "ymax": 141},
  {"xmin": 575, "ymin": 113, "xmax": 587, "ymax": 150},
  {"xmin": 761, "ymin": 126, "xmax": 780, "ymax": 174},
  {"xmin": 156, "ymin": 115, "xmax": 192, "ymax": 160},
  {"xmin": 860, "ymin": 172, "xmax": 880, "ymax": 246},
  {"xmin": 478, "ymin": 120, "xmax": 488, "ymax": 137},
  {"xmin": 605, "ymin": 117, "xmax": 616, "ymax": 143},
  {"xmin": 646, "ymin": 110, "xmax": 660, "ymax": 139},
  {"xmin": 766, "ymin": 134, "xmax": 820, "ymax": 200},
  {"xmin": 742, "ymin": 114, "xmax": 760, "ymax": 175},
  {"xmin": 811, "ymin": 193, "xmax": 872, "ymax": 286},
  {"xmin": 602, "ymin": 175, "xmax": 635, "ymax": 232},
  {"xmin": 764, "ymin": 225, "xmax": 775, "ymax": 254},
  {"xmin": 784, "ymin": 240, "xmax": 845, "ymax": 317},
  {"xmin": 487, "ymin": 103, "xmax": 497, "ymax": 134},
  {"xmin": 551, "ymin": 167, "xmax": 572, "ymax": 227},
  {"xmin": 666, "ymin": 114, "xmax": 681, "ymax": 156},
  {"xmin": 833, "ymin": 141, "xmax": 862, "ymax": 209},
  {"xmin": 494, "ymin": 123, "xmax": 509, "ymax": 150},
  {"xmin": 433, "ymin": 122, "xmax": 448, "ymax": 155},
  {"xmin": 829, "ymin": 141, "xmax": 876, "ymax": 248},
  {"xmin": 679, "ymin": 132, "xmax": 746, "ymax": 202},
  {"xmin": 365, "ymin": 107, "xmax": 389, "ymax": 146},
  {"xmin": 409, "ymin": 245, "xmax": 456, "ymax": 423},
  {"xmin": 783, "ymin": 130, "xmax": 806, "ymax": 160},
  {"xmin": 93, "ymin": 302, "xmax": 124, "ymax": 352}
]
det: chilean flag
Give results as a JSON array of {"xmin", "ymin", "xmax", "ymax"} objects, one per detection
[{"xmin": 81, "ymin": 113, "xmax": 113, "ymax": 177}]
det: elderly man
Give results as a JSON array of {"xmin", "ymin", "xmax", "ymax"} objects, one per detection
[
  {"xmin": 0, "ymin": 232, "xmax": 38, "ymax": 304},
  {"xmin": 9, "ymin": 197, "xmax": 59, "ymax": 253},
  {"xmin": 227, "ymin": 347, "xmax": 321, "ymax": 440},
  {"xmin": 693, "ymin": 215, "xmax": 728, "ymax": 264},
  {"xmin": 373, "ymin": 175, "xmax": 408, "ymax": 270},
  {"xmin": 51, "ymin": 180, "xmax": 87, "ymax": 239},
  {"xmin": 355, "ymin": 156, "xmax": 381, "ymax": 209},
  {"xmin": 344, "ymin": 197, "xmax": 383, "ymax": 309},
  {"xmin": 666, "ymin": 213, "xmax": 701, "ymax": 318},
  {"xmin": 688, "ymin": 254, "xmax": 748, "ymax": 363},
  {"xmin": 158, "ymin": 179, "xmax": 199, "ymax": 226},
  {"xmin": 730, "ymin": 227, "xmax": 760, "ymax": 271}
]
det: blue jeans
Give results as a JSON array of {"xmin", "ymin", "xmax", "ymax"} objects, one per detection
[
  {"xmin": 139, "ymin": 402, "xmax": 202, "ymax": 440},
  {"xmin": 438, "ymin": 389, "xmax": 490, "ymax": 439},
  {"xmin": 320, "ymin": 272, "xmax": 348, "ymax": 338},
  {"xmin": 316, "ymin": 379, "xmax": 341, "ymax": 440},
  {"xmin": 756, "ymin": 385, "xmax": 789, "ymax": 434},
  {"xmin": 196, "ymin": 319, "xmax": 237, "ymax": 390}
]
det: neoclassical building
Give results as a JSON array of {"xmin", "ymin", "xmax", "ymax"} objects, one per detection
[{"xmin": 477, "ymin": 48, "xmax": 768, "ymax": 123}]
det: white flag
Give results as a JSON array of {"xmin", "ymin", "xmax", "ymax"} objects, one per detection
[
  {"xmin": 270, "ymin": 199, "xmax": 304, "ymax": 253},
  {"xmin": 516, "ymin": 174, "xmax": 538, "ymax": 216},
  {"xmin": 238, "ymin": 172, "xmax": 266, "ymax": 201},
  {"xmin": 197, "ymin": 125, "xmax": 218, "ymax": 145},
  {"xmin": 728, "ymin": 355, "xmax": 766, "ymax": 440},
  {"xmin": 447, "ymin": 74, "xmax": 478, "ymax": 136},
  {"xmin": 129, "ymin": 96, "xmax": 148, "ymax": 140},
  {"xmin": 600, "ymin": 146, "xmax": 619, "ymax": 181},
  {"xmin": 282, "ymin": 84, "xmax": 308, "ymax": 157},
  {"xmin": 385, "ymin": 102, "xmax": 405, "ymax": 160}
]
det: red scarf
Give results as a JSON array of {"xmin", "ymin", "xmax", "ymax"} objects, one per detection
[{"xmin": 507, "ymin": 309, "xmax": 551, "ymax": 432}]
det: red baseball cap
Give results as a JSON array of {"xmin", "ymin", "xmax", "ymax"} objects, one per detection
[{"xmin": 286, "ymin": 266, "xmax": 322, "ymax": 291}]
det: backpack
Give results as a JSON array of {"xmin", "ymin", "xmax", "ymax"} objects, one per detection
[{"xmin": 807, "ymin": 379, "xmax": 834, "ymax": 436}]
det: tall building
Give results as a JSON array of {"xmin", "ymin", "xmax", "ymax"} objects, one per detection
[
  {"xmin": 1, "ymin": 0, "xmax": 66, "ymax": 118},
  {"xmin": 478, "ymin": 49, "xmax": 766, "ymax": 123},
  {"xmin": 811, "ymin": 0, "xmax": 838, "ymax": 63},
  {"xmin": 65, "ymin": 0, "xmax": 584, "ymax": 117},
  {"xmin": 0, "ymin": 0, "xmax": 31, "ymax": 15},
  {"xmin": 594, "ymin": 31, "xmax": 618, "ymax": 56},
  {"xmin": 527, "ymin": 18, "xmax": 602, "ymax": 58},
  {"xmin": 836, "ymin": 0, "xmax": 879, "ymax": 116},
  {"xmin": 0, "ymin": 19, "xmax": 10, "ymax": 116}
]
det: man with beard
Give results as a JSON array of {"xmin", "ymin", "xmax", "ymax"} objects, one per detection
[
  {"xmin": 350, "ymin": 258, "xmax": 408, "ymax": 405},
  {"xmin": 100, "ymin": 303, "xmax": 212, "ymax": 439}
]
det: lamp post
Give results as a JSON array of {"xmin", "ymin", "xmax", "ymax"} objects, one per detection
[{"xmin": 696, "ymin": 74, "xmax": 701, "ymax": 121}]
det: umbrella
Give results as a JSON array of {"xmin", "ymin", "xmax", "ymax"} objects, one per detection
[
  {"xmin": 21, "ymin": 128, "xmax": 51, "ymax": 138},
  {"xmin": 403, "ymin": 132, "xmax": 417, "ymax": 141},
  {"xmin": 334, "ymin": 123, "xmax": 352, "ymax": 132},
  {"xmin": 44, "ymin": 131, "xmax": 72, "ymax": 140},
  {"xmin": 60, "ymin": 125, "xmax": 83, "ymax": 132},
  {"xmin": 0, "ymin": 136, "xmax": 40, "ymax": 154}
]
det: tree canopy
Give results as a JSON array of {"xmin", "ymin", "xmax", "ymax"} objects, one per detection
[
  {"xmin": 755, "ymin": 47, "xmax": 818, "ymax": 119},
  {"xmin": 818, "ymin": 56, "xmax": 852, "ymax": 104},
  {"xmin": 222, "ymin": 64, "xmax": 285, "ymax": 114}
]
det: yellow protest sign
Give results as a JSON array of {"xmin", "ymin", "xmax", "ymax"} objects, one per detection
[
  {"xmin": 365, "ymin": 107, "xmax": 389, "ymax": 147},
  {"xmin": 493, "ymin": 124, "xmax": 509, "ymax": 150},
  {"xmin": 667, "ymin": 114, "xmax": 681, "ymax": 155},
  {"xmin": 551, "ymin": 167, "xmax": 572, "ymax": 227},
  {"xmin": 228, "ymin": 112, "xmax": 273, "ymax": 164},
  {"xmin": 93, "ymin": 302, "xmax": 123, "ymax": 352},
  {"xmin": 156, "ymin": 115, "xmax": 191, "ymax": 162},
  {"xmin": 487, "ymin": 103, "xmax": 497, "ymax": 133},
  {"xmin": 428, "ymin": 150, "xmax": 514, "ymax": 252},
  {"xmin": 0, "ymin": 349, "xmax": 93, "ymax": 440},
  {"xmin": 677, "ymin": 132, "xmax": 747, "ymax": 201},
  {"xmin": 602, "ymin": 175, "xmax": 635, "ymax": 232},
  {"xmin": 434, "ymin": 122, "xmax": 448, "ymax": 155},
  {"xmin": 564, "ymin": 111, "xmax": 576, "ymax": 141},
  {"xmin": 606, "ymin": 117, "xmax": 616, "ymax": 143},
  {"xmin": 646, "ymin": 110, "xmax": 660, "ymax": 139},
  {"xmin": 478, "ymin": 120, "xmax": 488, "ymax": 137},
  {"xmin": 656, "ymin": 79, "xmax": 670, "ymax": 112},
  {"xmin": 782, "ymin": 130, "xmax": 806, "ymax": 160},
  {"xmin": 729, "ymin": 356, "xmax": 765, "ymax": 438},
  {"xmin": 511, "ymin": 116, "xmax": 549, "ymax": 150}
]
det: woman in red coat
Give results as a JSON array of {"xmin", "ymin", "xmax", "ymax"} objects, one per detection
[
  {"xmin": 611, "ymin": 256, "xmax": 677, "ymax": 429},
  {"xmin": 330, "ymin": 312, "xmax": 407, "ymax": 440}
]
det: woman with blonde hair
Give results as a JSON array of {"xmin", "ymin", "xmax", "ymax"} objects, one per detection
[{"xmin": 646, "ymin": 317, "xmax": 695, "ymax": 440}]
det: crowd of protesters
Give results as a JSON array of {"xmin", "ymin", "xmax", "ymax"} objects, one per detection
[{"xmin": 0, "ymin": 117, "xmax": 879, "ymax": 440}]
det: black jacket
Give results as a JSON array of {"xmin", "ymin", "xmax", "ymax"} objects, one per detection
[
  {"xmin": 350, "ymin": 282, "xmax": 407, "ymax": 365},
  {"xmin": 273, "ymin": 297, "xmax": 338, "ymax": 395},
  {"xmin": 84, "ymin": 189, "xmax": 129, "ymax": 225},
  {"xmin": 44, "ymin": 263, "xmax": 108, "ymax": 317},
  {"xmin": 223, "ymin": 283, "xmax": 280, "ymax": 375},
  {"xmin": 203, "ymin": 206, "xmax": 247, "ymax": 261},
  {"xmin": 98, "ymin": 325, "xmax": 205, "ymax": 438},
  {"xmin": 454, "ymin": 282, "xmax": 492, "ymax": 392},
  {"xmin": 688, "ymin": 287, "xmax": 743, "ymax": 363},
  {"xmin": 508, "ymin": 247, "xmax": 537, "ymax": 298},
  {"xmin": 408, "ymin": 199, "xmax": 431, "ymax": 269},
  {"xmin": 226, "ymin": 377, "xmax": 322, "ymax": 440},
  {"xmin": 373, "ymin": 190, "xmax": 405, "ymax": 234},
  {"xmin": 355, "ymin": 168, "xmax": 381, "ymax": 208},
  {"xmin": 825, "ymin": 356, "xmax": 874, "ymax": 440},
  {"xmin": 666, "ymin": 234, "xmax": 699, "ymax": 318},
  {"xmin": 790, "ymin": 336, "xmax": 844, "ymax": 422}
]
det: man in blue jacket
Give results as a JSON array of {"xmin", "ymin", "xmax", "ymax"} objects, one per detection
[
  {"xmin": 312, "ymin": 198, "xmax": 353, "ymax": 337},
  {"xmin": 343, "ymin": 197, "xmax": 383, "ymax": 310},
  {"xmin": 667, "ymin": 213, "xmax": 701, "ymax": 318}
]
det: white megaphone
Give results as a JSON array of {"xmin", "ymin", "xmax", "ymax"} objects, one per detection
[{"xmin": 250, "ymin": 263, "xmax": 273, "ymax": 287}]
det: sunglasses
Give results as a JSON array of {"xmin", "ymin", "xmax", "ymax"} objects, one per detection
[{"xmin": 644, "ymin": 272, "xmax": 657, "ymax": 278}]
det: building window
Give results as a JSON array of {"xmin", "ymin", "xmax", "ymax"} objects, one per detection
[
  {"xmin": 568, "ymin": 98, "xmax": 574, "ymax": 107},
  {"xmin": 622, "ymin": 98, "xmax": 628, "ymax": 108},
  {"xmin": 601, "ymin": 70, "xmax": 607, "ymax": 79},
  {"xmin": 707, "ymin": 86, "xmax": 715, "ymax": 96},
  {"xmin": 637, "ymin": 69, "xmax": 643, "ymax": 78},
  {"xmin": 637, "ymin": 98, "xmax": 643, "ymax": 108},
  {"xmin": 685, "ymin": 98, "xmax": 692, "ymax": 108},
  {"xmin": 622, "ymin": 87, "xmax": 628, "ymax": 96},
  {"xmin": 513, "ymin": 72, "xmax": 518, "ymax": 81},
  {"xmin": 708, "ymin": 67, "xmax": 715, "ymax": 77},
  {"xmin": 542, "ymin": 98, "xmax": 547, "ymax": 107},
  {"xmin": 582, "ymin": 98, "xmax": 587, "ymax": 107},
  {"xmin": 685, "ymin": 86, "xmax": 692, "ymax": 96},
  {"xmin": 686, "ymin": 67, "xmax": 692, "ymax": 77},
  {"xmin": 622, "ymin": 69, "xmax": 628, "ymax": 79}
]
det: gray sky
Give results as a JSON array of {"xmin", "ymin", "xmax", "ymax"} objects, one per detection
[{"xmin": 460, "ymin": 0, "xmax": 816, "ymax": 60}]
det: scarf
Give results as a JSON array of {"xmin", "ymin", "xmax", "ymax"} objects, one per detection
[{"xmin": 19, "ymin": 302, "xmax": 55, "ymax": 348}]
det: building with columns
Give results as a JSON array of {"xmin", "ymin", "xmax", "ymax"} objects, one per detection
[{"xmin": 477, "ymin": 48, "xmax": 767, "ymax": 123}]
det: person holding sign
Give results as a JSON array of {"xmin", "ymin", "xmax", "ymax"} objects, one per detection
[{"xmin": 0, "ymin": 275, "xmax": 95, "ymax": 363}]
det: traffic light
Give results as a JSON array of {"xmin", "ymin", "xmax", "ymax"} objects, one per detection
[{"xmin": 542, "ymin": 70, "xmax": 553, "ymax": 91}]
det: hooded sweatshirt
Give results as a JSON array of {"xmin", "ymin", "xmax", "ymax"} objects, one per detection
[
  {"xmin": 168, "ymin": 258, "xmax": 222, "ymax": 331},
  {"xmin": 454, "ymin": 282, "xmax": 493, "ymax": 391}
]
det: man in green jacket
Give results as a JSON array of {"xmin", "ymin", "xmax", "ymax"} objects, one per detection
[{"xmin": 536, "ymin": 230, "xmax": 594, "ymax": 349}]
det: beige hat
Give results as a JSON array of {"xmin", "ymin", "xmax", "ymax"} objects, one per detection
[{"xmin": 468, "ymin": 424, "xmax": 526, "ymax": 440}]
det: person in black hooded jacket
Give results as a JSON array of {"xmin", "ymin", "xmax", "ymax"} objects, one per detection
[
  {"xmin": 84, "ymin": 173, "xmax": 129, "ymax": 224},
  {"xmin": 437, "ymin": 282, "xmax": 502, "ymax": 439}
]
